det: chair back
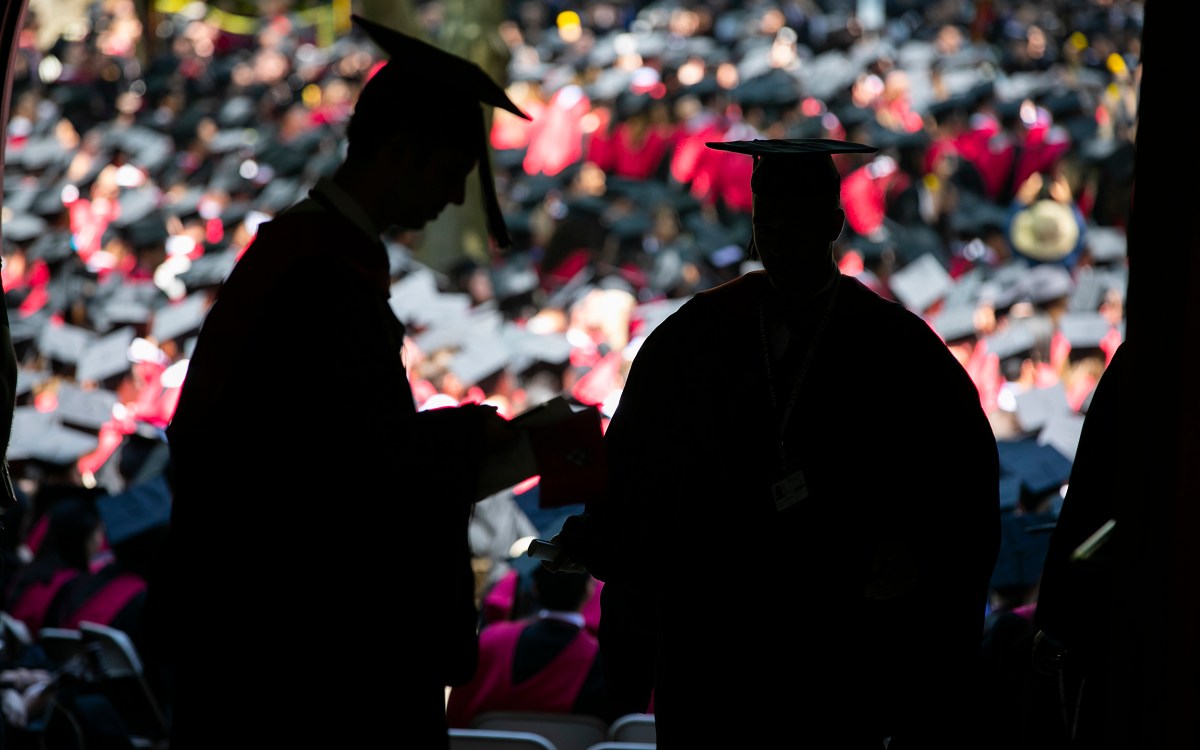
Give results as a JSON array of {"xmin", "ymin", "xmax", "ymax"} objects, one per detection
[
  {"xmin": 470, "ymin": 711, "xmax": 609, "ymax": 750},
  {"xmin": 607, "ymin": 713, "xmax": 656, "ymax": 743},
  {"xmin": 449, "ymin": 728, "xmax": 558, "ymax": 750},
  {"xmin": 78, "ymin": 621, "xmax": 170, "ymax": 743},
  {"xmin": 37, "ymin": 627, "xmax": 86, "ymax": 670}
]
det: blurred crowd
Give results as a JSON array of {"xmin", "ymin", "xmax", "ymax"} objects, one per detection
[{"xmin": 0, "ymin": 0, "xmax": 1143, "ymax": 744}]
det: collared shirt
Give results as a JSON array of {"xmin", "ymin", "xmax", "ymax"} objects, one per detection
[{"xmin": 536, "ymin": 610, "xmax": 587, "ymax": 629}]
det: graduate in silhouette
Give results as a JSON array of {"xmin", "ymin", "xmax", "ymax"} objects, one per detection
[
  {"xmin": 551, "ymin": 138, "xmax": 1001, "ymax": 749},
  {"xmin": 150, "ymin": 16, "xmax": 538, "ymax": 750}
]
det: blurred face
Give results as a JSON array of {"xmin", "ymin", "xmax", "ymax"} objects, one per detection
[{"xmin": 751, "ymin": 191, "xmax": 843, "ymax": 297}]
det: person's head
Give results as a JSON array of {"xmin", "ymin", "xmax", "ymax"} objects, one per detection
[
  {"xmin": 707, "ymin": 138, "xmax": 877, "ymax": 297},
  {"xmin": 41, "ymin": 496, "xmax": 104, "ymax": 570},
  {"xmin": 339, "ymin": 16, "xmax": 530, "ymax": 246}
]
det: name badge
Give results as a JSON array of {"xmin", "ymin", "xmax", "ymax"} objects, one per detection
[{"xmin": 770, "ymin": 467, "xmax": 808, "ymax": 512}]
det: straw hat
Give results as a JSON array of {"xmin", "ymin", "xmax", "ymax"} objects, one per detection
[{"xmin": 1010, "ymin": 199, "xmax": 1080, "ymax": 262}]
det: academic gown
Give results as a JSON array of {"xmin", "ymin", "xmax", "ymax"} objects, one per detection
[
  {"xmin": 152, "ymin": 193, "xmax": 488, "ymax": 748},
  {"xmin": 589, "ymin": 271, "xmax": 1000, "ymax": 748}
]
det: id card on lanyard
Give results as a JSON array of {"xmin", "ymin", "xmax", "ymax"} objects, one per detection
[{"xmin": 760, "ymin": 275, "xmax": 840, "ymax": 512}]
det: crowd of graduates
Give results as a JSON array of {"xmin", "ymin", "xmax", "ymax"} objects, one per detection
[{"xmin": 0, "ymin": 0, "xmax": 1143, "ymax": 744}]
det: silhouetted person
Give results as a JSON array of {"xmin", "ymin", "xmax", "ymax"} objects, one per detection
[
  {"xmin": 551, "ymin": 138, "xmax": 1001, "ymax": 748},
  {"xmin": 149, "ymin": 16, "xmax": 536, "ymax": 750}
]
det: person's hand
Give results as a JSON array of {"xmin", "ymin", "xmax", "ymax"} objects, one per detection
[
  {"xmin": 1015, "ymin": 172, "xmax": 1043, "ymax": 205},
  {"xmin": 539, "ymin": 532, "xmax": 589, "ymax": 574},
  {"xmin": 1047, "ymin": 171, "xmax": 1073, "ymax": 203},
  {"xmin": 2, "ymin": 688, "xmax": 27, "ymax": 728}
]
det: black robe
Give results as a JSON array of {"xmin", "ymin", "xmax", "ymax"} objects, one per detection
[
  {"xmin": 587, "ymin": 271, "xmax": 1000, "ymax": 748},
  {"xmin": 149, "ymin": 197, "xmax": 488, "ymax": 748}
]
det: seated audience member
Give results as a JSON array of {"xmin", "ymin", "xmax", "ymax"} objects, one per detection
[
  {"xmin": 4, "ymin": 496, "xmax": 105, "ymax": 634},
  {"xmin": 446, "ymin": 562, "xmax": 614, "ymax": 727}
]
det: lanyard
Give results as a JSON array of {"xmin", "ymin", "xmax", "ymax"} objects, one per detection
[{"xmin": 758, "ymin": 274, "xmax": 841, "ymax": 467}]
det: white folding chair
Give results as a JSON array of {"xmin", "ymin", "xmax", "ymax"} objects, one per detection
[
  {"xmin": 470, "ymin": 710, "xmax": 609, "ymax": 750},
  {"xmin": 606, "ymin": 713, "xmax": 656, "ymax": 743},
  {"xmin": 449, "ymin": 727, "xmax": 558, "ymax": 750}
]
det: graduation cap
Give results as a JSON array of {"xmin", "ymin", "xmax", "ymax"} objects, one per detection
[
  {"xmin": 177, "ymin": 248, "xmax": 237, "ymax": 291},
  {"xmin": 38, "ymin": 322, "xmax": 99, "ymax": 369},
  {"xmin": 1013, "ymin": 382, "xmax": 1072, "ymax": 434},
  {"xmin": 15, "ymin": 366, "xmax": 52, "ymax": 400},
  {"xmin": 26, "ymin": 228, "xmax": 76, "ymax": 265},
  {"xmin": 997, "ymin": 436, "xmax": 1073, "ymax": 510},
  {"xmin": 6, "ymin": 407, "xmax": 99, "ymax": 466},
  {"xmin": 706, "ymin": 138, "xmax": 878, "ymax": 209},
  {"xmin": 151, "ymin": 292, "xmax": 210, "ymax": 344},
  {"xmin": 985, "ymin": 321, "xmax": 1037, "ymax": 363},
  {"xmin": 95, "ymin": 473, "xmax": 172, "ymax": 546},
  {"xmin": 887, "ymin": 252, "xmax": 954, "ymax": 313},
  {"xmin": 500, "ymin": 322, "xmax": 572, "ymax": 375},
  {"xmin": 931, "ymin": 304, "xmax": 979, "ymax": 344},
  {"xmin": 1038, "ymin": 412, "xmax": 1085, "ymax": 464},
  {"xmin": 53, "ymin": 383, "xmax": 119, "ymax": 432},
  {"xmin": 2, "ymin": 211, "xmax": 47, "ymax": 245},
  {"xmin": 1083, "ymin": 224, "xmax": 1127, "ymax": 265},
  {"xmin": 76, "ymin": 326, "xmax": 136, "ymax": 385},
  {"xmin": 447, "ymin": 336, "xmax": 514, "ymax": 388},
  {"xmin": 1058, "ymin": 311, "xmax": 1114, "ymax": 356},
  {"xmin": 350, "ymin": 14, "xmax": 531, "ymax": 249}
]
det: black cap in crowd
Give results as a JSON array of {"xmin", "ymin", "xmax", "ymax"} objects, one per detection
[
  {"xmin": 997, "ymin": 436, "xmax": 1073, "ymax": 511},
  {"xmin": 53, "ymin": 382, "xmax": 119, "ymax": 433},
  {"xmin": 1012, "ymin": 382, "xmax": 1072, "ymax": 435},
  {"xmin": 75, "ymin": 326, "xmax": 136, "ymax": 385},
  {"xmin": 887, "ymin": 252, "xmax": 954, "ymax": 314},
  {"xmin": 706, "ymin": 138, "xmax": 878, "ymax": 200},
  {"xmin": 6, "ymin": 407, "xmax": 98, "ymax": 467}
]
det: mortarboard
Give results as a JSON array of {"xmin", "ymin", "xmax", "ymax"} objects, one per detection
[
  {"xmin": 178, "ymin": 248, "xmax": 237, "ymax": 291},
  {"xmin": 1058, "ymin": 311, "xmax": 1114, "ymax": 356},
  {"xmin": 26, "ymin": 229, "xmax": 76, "ymax": 265},
  {"xmin": 53, "ymin": 383, "xmax": 119, "ymax": 433},
  {"xmin": 150, "ymin": 292, "xmax": 210, "ymax": 344},
  {"xmin": 350, "ymin": 14, "xmax": 531, "ymax": 249},
  {"xmin": 447, "ymin": 336, "xmax": 514, "ymax": 389},
  {"xmin": 930, "ymin": 304, "xmax": 978, "ymax": 344},
  {"xmin": 985, "ymin": 321, "xmax": 1037, "ymax": 363},
  {"xmin": 500, "ymin": 322, "xmax": 572, "ymax": 376},
  {"xmin": 1067, "ymin": 266, "xmax": 1107, "ymax": 312},
  {"xmin": 95, "ymin": 473, "xmax": 172, "ymax": 546},
  {"xmin": 997, "ymin": 436, "xmax": 1072, "ymax": 510},
  {"xmin": 887, "ymin": 252, "xmax": 954, "ymax": 314},
  {"xmin": 76, "ymin": 326, "xmax": 136, "ymax": 385},
  {"xmin": 705, "ymin": 138, "xmax": 879, "ymax": 200},
  {"xmin": 997, "ymin": 263, "xmax": 1074, "ymax": 310},
  {"xmin": 15, "ymin": 366, "xmax": 52, "ymax": 399},
  {"xmin": 6, "ymin": 407, "xmax": 99, "ymax": 466},
  {"xmin": 1013, "ymin": 382, "xmax": 1072, "ymax": 435},
  {"xmin": 1083, "ymin": 224, "xmax": 1126, "ymax": 265},
  {"xmin": 38, "ymin": 322, "xmax": 99, "ymax": 369},
  {"xmin": 1038, "ymin": 412, "xmax": 1085, "ymax": 464},
  {"xmin": 1, "ymin": 211, "xmax": 47, "ymax": 245}
]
